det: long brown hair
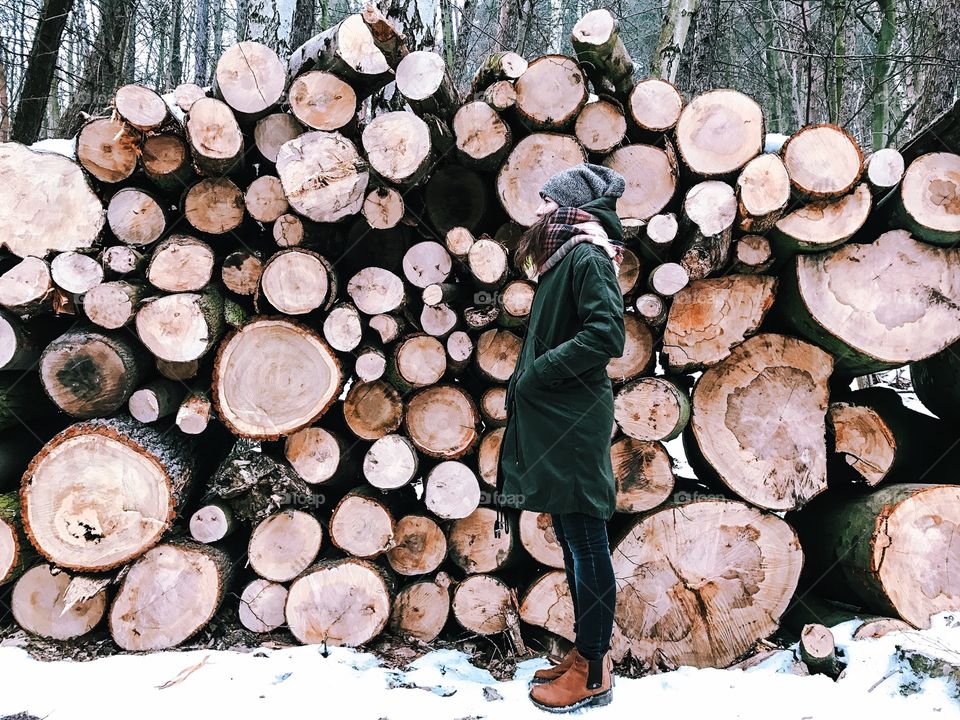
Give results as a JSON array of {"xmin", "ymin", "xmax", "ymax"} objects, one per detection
[{"xmin": 513, "ymin": 208, "xmax": 559, "ymax": 276}]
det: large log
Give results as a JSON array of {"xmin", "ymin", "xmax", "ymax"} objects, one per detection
[
  {"xmin": 21, "ymin": 415, "xmax": 195, "ymax": 571},
  {"xmin": 11, "ymin": 564, "xmax": 108, "ymax": 639},
  {"xmin": 448, "ymin": 506, "xmax": 520, "ymax": 574},
  {"xmin": 147, "ymin": 235, "xmax": 215, "ymax": 292},
  {"xmin": 788, "ymin": 483, "xmax": 960, "ymax": 629},
  {"xmin": 389, "ymin": 573, "xmax": 451, "ymax": 642},
  {"xmin": 258, "ymin": 248, "xmax": 336, "ymax": 315},
  {"xmin": 343, "ymin": 378, "xmax": 404, "ymax": 440},
  {"xmin": 674, "ymin": 89, "xmax": 764, "ymax": 177},
  {"xmin": 185, "ymin": 97, "xmax": 244, "ymax": 176},
  {"xmin": 570, "ymin": 9, "xmax": 635, "ymax": 97},
  {"xmin": 777, "ymin": 229, "xmax": 960, "ymax": 374},
  {"xmin": 76, "ymin": 117, "xmax": 141, "ymax": 183},
  {"xmin": 0, "ymin": 492, "xmax": 34, "ymax": 586},
  {"xmin": 626, "ymin": 78, "xmax": 683, "ymax": 137},
  {"xmin": 518, "ymin": 511, "xmax": 564, "ymax": 569},
  {"xmin": 685, "ymin": 333, "xmax": 832, "ymax": 511},
  {"xmin": 386, "ymin": 514, "xmax": 447, "ymax": 576},
  {"xmin": 497, "ymin": 133, "xmax": 587, "ymax": 226},
  {"xmin": 404, "ymin": 384, "xmax": 480, "ymax": 459},
  {"xmin": 515, "ymin": 55, "xmax": 588, "ymax": 131},
  {"xmin": 248, "ymin": 509, "xmax": 323, "ymax": 581},
  {"xmin": 362, "ymin": 111, "xmax": 436, "ymax": 185},
  {"xmin": 603, "ymin": 143, "xmax": 677, "ymax": 222},
  {"xmin": 135, "ymin": 286, "xmax": 224, "ymax": 362},
  {"xmin": 884, "ymin": 152, "xmax": 960, "ymax": 245},
  {"xmin": 780, "ymin": 124, "xmax": 864, "ymax": 199},
  {"xmin": 213, "ymin": 41, "xmax": 286, "ymax": 123},
  {"xmin": 611, "ymin": 497, "xmax": 802, "ymax": 668},
  {"xmin": 212, "ymin": 317, "xmax": 343, "ymax": 439},
  {"xmin": 453, "ymin": 101, "xmax": 512, "ymax": 170},
  {"xmin": 0, "ymin": 142, "xmax": 105, "ymax": 258},
  {"xmin": 574, "ymin": 98, "xmax": 626, "ymax": 155},
  {"xmin": 109, "ymin": 540, "xmax": 232, "ymax": 650},
  {"xmin": 183, "ymin": 177, "xmax": 246, "ymax": 235},
  {"xmin": 289, "ymin": 70, "xmax": 358, "ymax": 131}
]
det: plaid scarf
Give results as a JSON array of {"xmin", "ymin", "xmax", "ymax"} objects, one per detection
[{"xmin": 538, "ymin": 206, "xmax": 624, "ymax": 276}]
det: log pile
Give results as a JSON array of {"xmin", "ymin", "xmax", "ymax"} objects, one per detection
[{"xmin": 1, "ymin": 3, "xmax": 960, "ymax": 676}]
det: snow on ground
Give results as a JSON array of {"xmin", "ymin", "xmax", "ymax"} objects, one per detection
[{"xmin": 2, "ymin": 613, "xmax": 960, "ymax": 720}]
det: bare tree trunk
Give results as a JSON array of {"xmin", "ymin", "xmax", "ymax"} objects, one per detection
[
  {"xmin": 652, "ymin": 0, "xmax": 701, "ymax": 83},
  {"xmin": 194, "ymin": 0, "xmax": 210, "ymax": 84},
  {"xmin": 870, "ymin": 0, "xmax": 896, "ymax": 150},
  {"xmin": 169, "ymin": 0, "xmax": 183, "ymax": 87},
  {"xmin": 11, "ymin": 0, "xmax": 75, "ymax": 143}
]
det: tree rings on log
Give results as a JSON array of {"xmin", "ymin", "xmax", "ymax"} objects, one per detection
[
  {"xmin": 688, "ymin": 333, "xmax": 832, "ymax": 510},
  {"xmin": 894, "ymin": 152, "xmax": 960, "ymax": 245},
  {"xmin": 245, "ymin": 175, "xmax": 290, "ymax": 223},
  {"xmin": 663, "ymin": 275, "xmax": 776, "ymax": 372},
  {"xmin": 607, "ymin": 313, "xmax": 653, "ymax": 382},
  {"xmin": 185, "ymin": 97, "xmax": 244, "ymax": 176},
  {"xmin": 519, "ymin": 570, "xmax": 575, "ymax": 641},
  {"xmin": 497, "ymin": 133, "xmax": 587, "ymax": 226},
  {"xmin": 603, "ymin": 144, "xmax": 677, "ymax": 222},
  {"xmin": 239, "ymin": 578, "xmax": 288, "ymax": 632},
  {"xmin": 781, "ymin": 123, "xmax": 864, "ymax": 199},
  {"xmin": 147, "ymin": 235, "xmax": 215, "ymax": 291},
  {"xmin": 363, "ymin": 187, "xmax": 404, "ymax": 229},
  {"xmin": 627, "ymin": 78, "xmax": 683, "ymax": 134},
  {"xmin": 12, "ymin": 564, "xmax": 107, "ymax": 640},
  {"xmin": 771, "ymin": 183, "xmax": 871, "ymax": 252},
  {"xmin": 214, "ymin": 41, "xmax": 286, "ymax": 122},
  {"xmin": 135, "ymin": 288, "xmax": 224, "ymax": 362},
  {"xmin": 184, "ymin": 177, "xmax": 246, "ymax": 235},
  {"xmin": 21, "ymin": 416, "xmax": 194, "ymax": 572},
  {"xmin": 518, "ymin": 511, "xmax": 564, "ymax": 568},
  {"xmin": 259, "ymin": 248, "xmax": 334, "ymax": 315},
  {"xmin": 115, "ymin": 84, "xmax": 170, "ymax": 131},
  {"xmin": 423, "ymin": 460, "xmax": 481, "ymax": 519},
  {"xmin": 454, "ymin": 101, "xmax": 511, "ymax": 169},
  {"xmin": 404, "ymin": 384, "xmax": 480, "ymax": 459},
  {"xmin": 614, "ymin": 377, "xmax": 690, "ymax": 442},
  {"xmin": 781, "ymin": 229, "xmax": 960, "ymax": 373},
  {"xmin": 285, "ymin": 558, "xmax": 393, "ymax": 646},
  {"xmin": 0, "ymin": 143, "xmax": 105, "ymax": 258},
  {"xmin": 827, "ymin": 401, "xmax": 896, "ymax": 486},
  {"xmin": 674, "ymin": 89, "xmax": 764, "ymax": 177},
  {"xmin": 343, "ymin": 378, "xmax": 403, "ymax": 440},
  {"xmin": 448, "ymin": 506, "xmax": 516, "ymax": 574},
  {"xmin": 736, "ymin": 153, "xmax": 791, "ymax": 233},
  {"xmin": 475, "ymin": 328, "xmax": 521, "ymax": 383},
  {"xmin": 362, "ymin": 111, "xmax": 433, "ymax": 185},
  {"xmin": 330, "ymin": 489, "xmax": 398, "ymax": 558},
  {"xmin": 212, "ymin": 317, "xmax": 342, "ymax": 439},
  {"xmin": 276, "ymin": 131, "xmax": 368, "ymax": 222},
  {"xmin": 289, "ymin": 71, "xmax": 358, "ymax": 131},
  {"xmin": 575, "ymin": 99, "xmax": 626, "ymax": 155},
  {"xmin": 76, "ymin": 117, "xmax": 142, "ymax": 183},
  {"xmin": 347, "ymin": 266, "xmax": 406, "ymax": 315},
  {"xmin": 514, "ymin": 55, "xmax": 588, "ymax": 130},
  {"xmin": 451, "ymin": 573, "xmax": 514, "ymax": 635},
  {"xmin": 611, "ymin": 437, "xmax": 675, "ymax": 513},
  {"xmin": 611, "ymin": 498, "xmax": 802, "ymax": 668},
  {"xmin": 389, "ymin": 575, "xmax": 450, "ymax": 642},
  {"xmin": 109, "ymin": 541, "xmax": 231, "ymax": 650},
  {"xmin": 249, "ymin": 509, "xmax": 323, "ymax": 581},
  {"xmin": 386, "ymin": 514, "xmax": 447, "ymax": 576}
]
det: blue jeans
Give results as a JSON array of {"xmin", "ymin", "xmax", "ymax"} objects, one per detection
[{"xmin": 551, "ymin": 512, "xmax": 616, "ymax": 661}]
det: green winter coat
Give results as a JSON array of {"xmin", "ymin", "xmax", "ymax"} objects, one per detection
[{"xmin": 495, "ymin": 239, "xmax": 626, "ymax": 520}]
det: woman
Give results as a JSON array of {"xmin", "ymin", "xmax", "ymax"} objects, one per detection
[{"xmin": 494, "ymin": 163, "xmax": 626, "ymax": 713}]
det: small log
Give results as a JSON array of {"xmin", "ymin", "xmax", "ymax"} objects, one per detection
[
  {"xmin": 183, "ymin": 177, "xmax": 246, "ymax": 235},
  {"xmin": 729, "ymin": 235, "xmax": 774, "ymax": 274},
  {"xmin": 239, "ymin": 578, "xmax": 288, "ymax": 632},
  {"xmin": 477, "ymin": 427, "xmax": 504, "ymax": 489},
  {"xmin": 445, "ymin": 330, "xmax": 474, "ymax": 374},
  {"xmin": 771, "ymin": 183, "xmax": 872, "ymax": 253},
  {"xmin": 634, "ymin": 293, "xmax": 668, "ymax": 328},
  {"xmin": 483, "ymin": 80, "xmax": 517, "ymax": 111},
  {"xmin": 115, "ymin": 83, "xmax": 171, "ymax": 131},
  {"xmin": 0, "ymin": 257, "xmax": 55, "ymax": 317},
  {"xmin": 40, "ymin": 329, "xmax": 149, "ymax": 417},
  {"xmin": 249, "ymin": 509, "xmax": 324, "ymax": 581},
  {"xmin": 864, "ymin": 147, "xmax": 905, "ymax": 195},
  {"xmin": 276, "ymin": 131, "xmax": 368, "ymax": 223},
  {"xmin": 405, "ymin": 384, "xmax": 480, "ymax": 459},
  {"xmin": 189, "ymin": 501, "xmax": 236, "ymax": 543},
  {"xmin": 423, "ymin": 460, "xmax": 481, "ymax": 519},
  {"xmin": 480, "ymin": 386, "xmax": 508, "ymax": 428},
  {"xmin": 386, "ymin": 514, "xmax": 447, "ymax": 576},
  {"xmin": 674, "ymin": 89, "xmax": 764, "ymax": 177},
  {"xmin": 107, "ymin": 187, "xmax": 166, "ymax": 246},
  {"xmin": 515, "ymin": 55, "xmax": 588, "ymax": 131},
  {"xmin": 363, "ymin": 187, "xmax": 405, "ymax": 229},
  {"xmin": 451, "ymin": 573, "xmax": 515, "ymax": 635},
  {"xmin": 570, "ymin": 9, "xmax": 635, "ymax": 97},
  {"xmin": 687, "ymin": 333, "xmax": 832, "ymax": 511},
  {"xmin": 887, "ymin": 152, "xmax": 960, "ymax": 245},
  {"xmin": 777, "ymin": 229, "xmax": 960, "ymax": 374},
  {"xmin": 389, "ymin": 573, "xmax": 451, "ymax": 642},
  {"xmin": 468, "ymin": 238, "xmax": 510, "ymax": 290},
  {"xmin": 21, "ymin": 415, "xmax": 195, "ymax": 571},
  {"xmin": 471, "ymin": 52, "xmax": 527, "ymax": 93},
  {"xmin": 259, "ymin": 248, "xmax": 336, "ymax": 315},
  {"xmin": 497, "ymin": 133, "xmax": 587, "ymax": 226},
  {"xmin": 173, "ymin": 82, "xmax": 205, "ymax": 112},
  {"xmin": 245, "ymin": 175, "xmax": 290, "ymax": 223},
  {"xmin": 285, "ymin": 426, "xmax": 358, "ymax": 487},
  {"xmin": 575, "ymin": 98, "xmax": 627, "ymax": 155},
  {"xmin": 101, "ymin": 245, "xmax": 147, "ymax": 276},
  {"xmin": 343, "ymin": 378, "xmax": 404, "ymax": 440},
  {"xmin": 396, "ymin": 50, "xmax": 459, "ymax": 118},
  {"xmin": 214, "ymin": 41, "xmax": 286, "ymax": 123},
  {"xmin": 213, "ymin": 317, "xmax": 343, "ymax": 439},
  {"xmin": 603, "ymin": 143, "xmax": 677, "ymax": 222},
  {"xmin": 76, "ymin": 116, "xmax": 141, "ymax": 183},
  {"xmin": 497, "ymin": 279, "xmax": 535, "ymax": 327},
  {"xmin": 272, "ymin": 212, "xmax": 318, "ymax": 247},
  {"xmin": 363, "ymin": 433, "xmax": 419, "ymax": 490},
  {"xmin": 736, "ymin": 153, "xmax": 791, "ymax": 233},
  {"xmin": 518, "ymin": 511, "xmax": 564, "ymax": 569},
  {"xmin": 614, "ymin": 376, "xmax": 690, "ymax": 441},
  {"xmin": 109, "ymin": 541, "xmax": 232, "ymax": 650},
  {"xmin": 286, "ymin": 557, "xmax": 394, "ymax": 646},
  {"xmin": 448, "ymin": 506, "xmax": 519, "ymax": 574},
  {"xmin": 11, "ymin": 564, "xmax": 107, "ymax": 639},
  {"xmin": 222, "ymin": 250, "xmax": 263, "ymax": 296},
  {"xmin": 677, "ymin": 180, "xmax": 737, "ymax": 280},
  {"xmin": 519, "ymin": 570, "xmax": 575, "ymax": 641},
  {"xmin": 348, "ymin": 266, "xmax": 407, "ymax": 314},
  {"xmin": 474, "ymin": 327, "xmax": 521, "ymax": 383},
  {"xmin": 321, "ymin": 301, "xmax": 364, "ymax": 352},
  {"xmin": 611, "ymin": 436, "xmax": 675, "ymax": 513},
  {"xmin": 254, "ymin": 112, "xmax": 305, "ymax": 163},
  {"xmin": 141, "ymin": 133, "xmax": 193, "ymax": 192},
  {"xmin": 402, "ymin": 241, "xmax": 453, "ymax": 289},
  {"xmin": 176, "ymin": 391, "xmax": 213, "ymax": 434},
  {"xmin": 453, "ymin": 101, "xmax": 512, "ymax": 169},
  {"xmin": 662, "ymin": 275, "xmax": 777, "ymax": 372},
  {"xmin": 611, "ymin": 498, "xmax": 802, "ymax": 668},
  {"xmin": 362, "ymin": 111, "xmax": 435, "ymax": 185},
  {"xmin": 627, "ymin": 77, "xmax": 683, "ymax": 136},
  {"xmin": 387, "ymin": 333, "xmax": 447, "ymax": 393},
  {"xmin": 425, "ymin": 164, "xmax": 488, "ymax": 235},
  {"xmin": 607, "ymin": 313, "xmax": 654, "ymax": 383},
  {"xmin": 648, "ymin": 262, "xmax": 689, "ymax": 297},
  {"xmin": 185, "ymin": 97, "xmax": 244, "ymax": 176},
  {"xmin": 147, "ymin": 234, "xmax": 215, "ymax": 292},
  {"xmin": 135, "ymin": 286, "xmax": 224, "ymax": 362},
  {"xmin": 128, "ymin": 377, "xmax": 185, "ymax": 422},
  {"xmin": 287, "ymin": 13, "xmax": 392, "ymax": 99},
  {"xmin": 780, "ymin": 123, "xmax": 864, "ymax": 199},
  {"xmin": 289, "ymin": 70, "xmax": 357, "ymax": 131},
  {"xmin": 51, "ymin": 251, "xmax": 103, "ymax": 294}
]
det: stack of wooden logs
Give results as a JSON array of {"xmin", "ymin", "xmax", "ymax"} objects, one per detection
[{"xmin": 1, "ymin": 4, "xmax": 959, "ymax": 673}]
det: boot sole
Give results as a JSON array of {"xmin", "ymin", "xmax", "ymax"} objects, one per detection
[
  {"xmin": 530, "ymin": 674, "xmax": 616, "ymax": 687},
  {"xmin": 529, "ymin": 688, "xmax": 613, "ymax": 713}
]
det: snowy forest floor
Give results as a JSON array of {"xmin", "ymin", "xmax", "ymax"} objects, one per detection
[{"xmin": 2, "ymin": 613, "xmax": 960, "ymax": 719}]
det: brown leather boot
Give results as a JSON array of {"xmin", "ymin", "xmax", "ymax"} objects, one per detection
[
  {"xmin": 528, "ymin": 650, "xmax": 612, "ymax": 712},
  {"xmin": 530, "ymin": 647, "xmax": 579, "ymax": 684}
]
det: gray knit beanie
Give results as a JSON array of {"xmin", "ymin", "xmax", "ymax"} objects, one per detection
[{"xmin": 539, "ymin": 163, "xmax": 626, "ymax": 208}]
